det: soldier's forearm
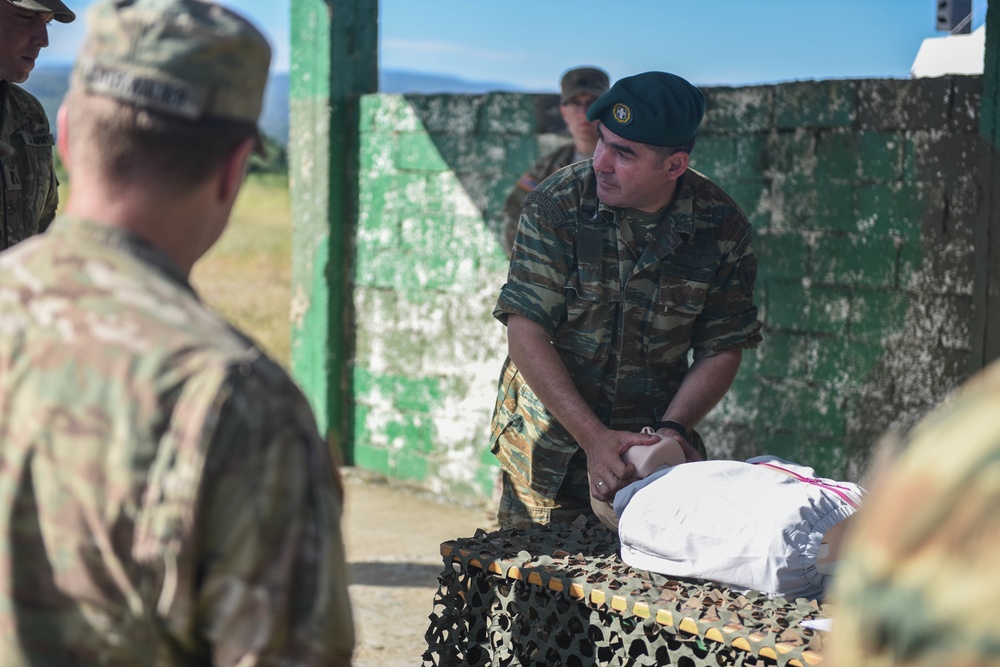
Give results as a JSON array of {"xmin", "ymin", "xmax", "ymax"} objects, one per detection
[
  {"xmin": 506, "ymin": 314, "xmax": 606, "ymax": 453},
  {"xmin": 660, "ymin": 349, "xmax": 742, "ymax": 430}
]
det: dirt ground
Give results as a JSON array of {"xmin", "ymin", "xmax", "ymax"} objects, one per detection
[{"xmin": 342, "ymin": 468, "xmax": 491, "ymax": 667}]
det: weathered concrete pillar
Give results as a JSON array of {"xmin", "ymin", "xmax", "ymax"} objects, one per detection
[
  {"xmin": 974, "ymin": 4, "xmax": 1000, "ymax": 370},
  {"xmin": 289, "ymin": 0, "xmax": 377, "ymax": 461}
]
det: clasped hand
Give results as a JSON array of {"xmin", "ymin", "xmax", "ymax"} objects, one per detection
[{"xmin": 586, "ymin": 426, "xmax": 703, "ymax": 503}]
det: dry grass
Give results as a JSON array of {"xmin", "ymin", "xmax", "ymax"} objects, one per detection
[{"xmin": 190, "ymin": 175, "xmax": 293, "ymax": 367}]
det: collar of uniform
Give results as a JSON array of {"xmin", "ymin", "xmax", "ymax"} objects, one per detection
[
  {"xmin": 0, "ymin": 81, "xmax": 33, "ymax": 139},
  {"xmin": 0, "ymin": 81, "xmax": 17, "ymax": 139},
  {"xmin": 594, "ymin": 170, "xmax": 695, "ymax": 239},
  {"xmin": 668, "ymin": 170, "xmax": 695, "ymax": 239},
  {"xmin": 629, "ymin": 172, "xmax": 699, "ymax": 275},
  {"xmin": 48, "ymin": 216, "xmax": 195, "ymax": 294}
]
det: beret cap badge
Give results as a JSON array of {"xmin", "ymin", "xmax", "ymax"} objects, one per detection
[
  {"xmin": 612, "ymin": 103, "xmax": 633, "ymax": 125},
  {"xmin": 586, "ymin": 71, "xmax": 706, "ymax": 147}
]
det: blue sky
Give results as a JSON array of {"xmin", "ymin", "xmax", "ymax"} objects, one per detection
[{"xmin": 46, "ymin": 0, "xmax": 989, "ymax": 89}]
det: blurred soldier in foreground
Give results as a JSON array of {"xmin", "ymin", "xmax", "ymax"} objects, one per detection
[
  {"xmin": 828, "ymin": 358, "xmax": 1000, "ymax": 666},
  {"xmin": 0, "ymin": 0, "xmax": 355, "ymax": 664},
  {"xmin": 0, "ymin": 0, "xmax": 74, "ymax": 249},
  {"xmin": 500, "ymin": 66, "xmax": 610, "ymax": 255}
]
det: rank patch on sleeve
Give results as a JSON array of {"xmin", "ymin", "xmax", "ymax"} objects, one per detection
[
  {"xmin": 523, "ymin": 191, "xmax": 566, "ymax": 228},
  {"xmin": 516, "ymin": 174, "xmax": 539, "ymax": 192}
]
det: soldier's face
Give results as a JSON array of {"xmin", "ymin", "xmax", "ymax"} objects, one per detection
[
  {"xmin": 0, "ymin": 1, "xmax": 52, "ymax": 83},
  {"xmin": 560, "ymin": 94, "xmax": 599, "ymax": 145},
  {"xmin": 593, "ymin": 123, "xmax": 681, "ymax": 212}
]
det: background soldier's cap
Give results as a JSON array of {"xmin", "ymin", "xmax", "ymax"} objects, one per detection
[
  {"xmin": 0, "ymin": 141, "xmax": 12, "ymax": 159},
  {"xmin": 586, "ymin": 71, "xmax": 706, "ymax": 148},
  {"xmin": 6, "ymin": 0, "xmax": 75, "ymax": 23},
  {"xmin": 560, "ymin": 66, "xmax": 610, "ymax": 103},
  {"xmin": 72, "ymin": 0, "xmax": 271, "ymax": 152}
]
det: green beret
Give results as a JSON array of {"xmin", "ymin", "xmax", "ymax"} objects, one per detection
[{"xmin": 586, "ymin": 71, "xmax": 706, "ymax": 147}]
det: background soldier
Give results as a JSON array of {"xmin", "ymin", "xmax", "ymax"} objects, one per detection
[
  {"xmin": 0, "ymin": 0, "xmax": 355, "ymax": 663},
  {"xmin": 0, "ymin": 0, "xmax": 73, "ymax": 250},
  {"xmin": 491, "ymin": 71, "xmax": 762, "ymax": 529},
  {"xmin": 500, "ymin": 66, "xmax": 610, "ymax": 256}
]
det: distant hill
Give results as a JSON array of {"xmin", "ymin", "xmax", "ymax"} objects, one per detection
[{"xmin": 21, "ymin": 67, "xmax": 527, "ymax": 147}]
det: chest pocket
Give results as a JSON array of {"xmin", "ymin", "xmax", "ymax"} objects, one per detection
[
  {"xmin": 643, "ymin": 267, "xmax": 712, "ymax": 367},
  {"xmin": 657, "ymin": 269, "xmax": 711, "ymax": 316},
  {"xmin": 553, "ymin": 261, "xmax": 620, "ymax": 363},
  {"xmin": 655, "ymin": 231, "xmax": 718, "ymax": 317}
]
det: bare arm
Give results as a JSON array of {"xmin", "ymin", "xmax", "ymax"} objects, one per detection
[
  {"xmin": 656, "ymin": 349, "xmax": 743, "ymax": 461},
  {"xmin": 507, "ymin": 314, "xmax": 657, "ymax": 502}
]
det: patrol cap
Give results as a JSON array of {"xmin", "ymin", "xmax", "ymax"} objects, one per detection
[
  {"xmin": 72, "ymin": 0, "xmax": 271, "ymax": 151},
  {"xmin": 586, "ymin": 71, "xmax": 706, "ymax": 148},
  {"xmin": 560, "ymin": 66, "xmax": 610, "ymax": 103},
  {"xmin": 6, "ymin": 0, "xmax": 75, "ymax": 23}
]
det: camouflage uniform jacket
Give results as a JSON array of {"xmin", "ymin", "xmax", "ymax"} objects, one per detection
[
  {"xmin": 829, "ymin": 359, "xmax": 1000, "ymax": 666},
  {"xmin": 0, "ymin": 81, "xmax": 58, "ymax": 250},
  {"xmin": 491, "ymin": 161, "xmax": 762, "ymax": 500},
  {"xmin": 501, "ymin": 143, "xmax": 579, "ymax": 256},
  {"xmin": 0, "ymin": 217, "xmax": 355, "ymax": 666}
]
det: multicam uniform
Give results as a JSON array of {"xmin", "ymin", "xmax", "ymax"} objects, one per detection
[
  {"xmin": 0, "ymin": 217, "xmax": 354, "ymax": 666},
  {"xmin": 501, "ymin": 144, "xmax": 580, "ymax": 256},
  {"xmin": 829, "ymin": 359, "xmax": 1000, "ymax": 666},
  {"xmin": 491, "ymin": 161, "xmax": 762, "ymax": 527},
  {"xmin": 0, "ymin": 81, "xmax": 58, "ymax": 250}
]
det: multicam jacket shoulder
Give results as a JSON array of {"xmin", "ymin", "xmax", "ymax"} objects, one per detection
[
  {"xmin": 0, "ymin": 217, "xmax": 354, "ymax": 666},
  {"xmin": 0, "ymin": 82, "xmax": 58, "ymax": 250},
  {"xmin": 491, "ymin": 162, "xmax": 761, "ymax": 500},
  {"xmin": 500, "ymin": 143, "xmax": 579, "ymax": 256},
  {"xmin": 829, "ymin": 359, "xmax": 1000, "ymax": 667}
]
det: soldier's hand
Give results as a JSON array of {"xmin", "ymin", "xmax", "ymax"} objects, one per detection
[
  {"xmin": 584, "ymin": 428, "xmax": 659, "ymax": 503},
  {"xmin": 653, "ymin": 428, "xmax": 703, "ymax": 463}
]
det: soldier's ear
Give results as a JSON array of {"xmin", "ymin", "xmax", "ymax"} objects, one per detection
[
  {"xmin": 217, "ymin": 136, "xmax": 255, "ymax": 204},
  {"xmin": 56, "ymin": 104, "xmax": 71, "ymax": 171},
  {"xmin": 663, "ymin": 151, "xmax": 688, "ymax": 182}
]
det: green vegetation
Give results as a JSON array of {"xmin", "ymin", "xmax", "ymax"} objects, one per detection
[
  {"xmin": 56, "ymin": 152, "xmax": 293, "ymax": 367},
  {"xmin": 248, "ymin": 135, "xmax": 289, "ymax": 178},
  {"xmin": 191, "ymin": 174, "xmax": 293, "ymax": 367}
]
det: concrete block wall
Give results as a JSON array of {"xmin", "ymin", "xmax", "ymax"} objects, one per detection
[
  {"xmin": 352, "ymin": 94, "xmax": 534, "ymax": 498},
  {"xmin": 695, "ymin": 77, "xmax": 983, "ymax": 481},
  {"xmin": 350, "ymin": 76, "xmax": 983, "ymax": 499}
]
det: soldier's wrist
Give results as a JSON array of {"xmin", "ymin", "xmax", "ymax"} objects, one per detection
[{"xmin": 654, "ymin": 420, "xmax": 689, "ymax": 443}]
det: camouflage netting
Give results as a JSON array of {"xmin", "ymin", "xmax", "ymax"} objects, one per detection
[{"xmin": 423, "ymin": 517, "xmax": 828, "ymax": 667}]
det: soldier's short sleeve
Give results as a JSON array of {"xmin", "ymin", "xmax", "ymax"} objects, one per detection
[
  {"xmin": 493, "ymin": 186, "xmax": 574, "ymax": 337},
  {"xmin": 191, "ymin": 361, "xmax": 354, "ymax": 666},
  {"xmin": 690, "ymin": 210, "xmax": 762, "ymax": 358}
]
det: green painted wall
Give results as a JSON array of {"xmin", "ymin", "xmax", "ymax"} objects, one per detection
[
  {"xmin": 316, "ymin": 75, "xmax": 984, "ymax": 499},
  {"xmin": 696, "ymin": 78, "xmax": 982, "ymax": 481},
  {"xmin": 289, "ymin": 0, "xmax": 377, "ymax": 462}
]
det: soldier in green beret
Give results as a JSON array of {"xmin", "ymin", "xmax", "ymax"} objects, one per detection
[
  {"xmin": 491, "ymin": 71, "xmax": 763, "ymax": 528},
  {"xmin": 0, "ymin": 0, "xmax": 74, "ymax": 251},
  {"xmin": 500, "ymin": 66, "xmax": 611, "ymax": 257},
  {"xmin": 0, "ymin": 0, "xmax": 354, "ymax": 663}
]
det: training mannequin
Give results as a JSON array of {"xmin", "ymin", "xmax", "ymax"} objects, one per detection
[{"xmin": 592, "ymin": 429, "xmax": 863, "ymax": 600}]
